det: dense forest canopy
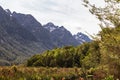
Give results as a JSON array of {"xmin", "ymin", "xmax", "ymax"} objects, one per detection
[{"xmin": 27, "ymin": 41, "xmax": 100, "ymax": 68}]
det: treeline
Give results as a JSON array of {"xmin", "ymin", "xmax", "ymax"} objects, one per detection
[
  {"xmin": 3, "ymin": 26, "xmax": 120, "ymax": 79},
  {"xmin": 27, "ymin": 26, "xmax": 120, "ymax": 79},
  {"xmin": 27, "ymin": 41, "xmax": 100, "ymax": 68}
]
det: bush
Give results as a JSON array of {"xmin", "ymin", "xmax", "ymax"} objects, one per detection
[{"xmin": 104, "ymin": 75, "xmax": 114, "ymax": 80}]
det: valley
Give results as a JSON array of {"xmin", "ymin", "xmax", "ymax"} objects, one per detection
[{"xmin": 0, "ymin": 0, "xmax": 120, "ymax": 79}]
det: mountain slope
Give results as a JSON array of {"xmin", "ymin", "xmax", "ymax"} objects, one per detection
[
  {"xmin": 43, "ymin": 22, "xmax": 91, "ymax": 46},
  {"xmin": 0, "ymin": 6, "xmax": 50, "ymax": 65},
  {"xmin": 12, "ymin": 12, "xmax": 55, "ymax": 49},
  {"xmin": 73, "ymin": 32, "xmax": 91, "ymax": 44},
  {"xmin": 0, "ymin": 6, "xmax": 91, "ymax": 65}
]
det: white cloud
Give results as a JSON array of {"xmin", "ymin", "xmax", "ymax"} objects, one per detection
[{"xmin": 0, "ymin": 0, "xmax": 103, "ymax": 35}]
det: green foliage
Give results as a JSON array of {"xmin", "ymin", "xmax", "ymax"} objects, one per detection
[
  {"xmin": 27, "ymin": 42, "xmax": 100, "ymax": 68},
  {"xmin": 82, "ymin": 0, "xmax": 120, "ymax": 79},
  {"xmin": 27, "ymin": 46, "xmax": 81, "ymax": 67},
  {"xmin": 82, "ymin": 41, "xmax": 100, "ymax": 69},
  {"xmin": 104, "ymin": 75, "xmax": 114, "ymax": 80}
]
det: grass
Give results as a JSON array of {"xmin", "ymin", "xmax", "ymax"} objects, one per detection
[{"xmin": 0, "ymin": 66, "xmax": 83, "ymax": 80}]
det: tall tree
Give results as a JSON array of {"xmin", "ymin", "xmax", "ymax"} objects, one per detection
[{"xmin": 82, "ymin": 0, "xmax": 120, "ymax": 79}]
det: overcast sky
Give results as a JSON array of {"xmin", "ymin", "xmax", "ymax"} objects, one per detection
[{"xmin": 0, "ymin": 0, "xmax": 104, "ymax": 35}]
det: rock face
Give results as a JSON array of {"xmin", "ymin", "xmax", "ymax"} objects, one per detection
[
  {"xmin": 43, "ymin": 22, "xmax": 91, "ymax": 46},
  {"xmin": 43, "ymin": 22, "xmax": 79, "ymax": 47},
  {"xmin": 0, "ymin": 6, "xmax": 91, "ymax": 65},
  {"xmin": 12, "ymin": 12, "xmax": 54, "ymax": 49},
  {"xmin": 73, "ymin": 32, "xmax": 91, "ymax": 44},
  {"xmin": 0, "ymin": 7, "xmax": 37, "ymax": 65}
]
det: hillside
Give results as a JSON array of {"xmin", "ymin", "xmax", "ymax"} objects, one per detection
[{"xmin": 0, "ymin": 6, "xmax": 91, "ymax": 65}]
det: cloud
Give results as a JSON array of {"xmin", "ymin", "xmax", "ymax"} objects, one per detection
[{"xmin": 0, "ymin": 0, "xmax": 102, "ymax": 35}]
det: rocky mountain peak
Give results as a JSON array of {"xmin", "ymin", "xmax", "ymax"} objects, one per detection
[
  {"xmin": 43, "ymin": 22, "xmax": 58, "ymax": 32},
  {"xmin": 45, "ymin": 22, "xmax": 55, "ymax": 26},
  {"xmin": 73, "ymin": 32, "xmax": 91, "ymax": 44},
  {"xmin": 59, "ymin": 26, "xmax": 67, "ymax": 31},
  {"xmin": 0, "ymin": 6, "xmax": 3, "ymax": 11},
  {"xmin": 5, "ymin": 9, "xmax": 11, "ymax": 14}
]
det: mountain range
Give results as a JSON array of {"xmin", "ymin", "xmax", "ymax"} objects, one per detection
[{"xmin": 0, "ymin": 6, "xmax": 91, "ymax": 65}]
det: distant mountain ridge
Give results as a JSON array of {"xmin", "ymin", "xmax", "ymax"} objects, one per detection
[
  {"xmin": 43, "ymin": 22, "xmax": 58, "ymax": 32},
  {"xmin": 43, "ymin": 22, "xmax": 79, "ymax": 47},
  {"xmin": 0, "ymin": 6, "xmax": 91, "ymax": 65},
  {"xmin": 73, "ymin": 32, "xmax": 91, "ymax": 44}
]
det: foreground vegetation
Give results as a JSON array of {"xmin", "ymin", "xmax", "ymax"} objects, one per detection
[
  {"xmin": 0, "ymin": 65, "xmax": 115, "ymax": 80},
  {"xmin": 0, "ymin": 66, "xmax": 86, "ymax": 80}
]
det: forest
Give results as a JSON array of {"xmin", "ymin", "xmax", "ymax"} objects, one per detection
[{"xmin": 27, "ymin": 41, "xmax": 100, "ymax": 68}]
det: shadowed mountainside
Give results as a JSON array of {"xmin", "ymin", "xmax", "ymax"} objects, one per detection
[{"xmin": 0, "ymin": 6, "xmax": 91, "ymax": 65}]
